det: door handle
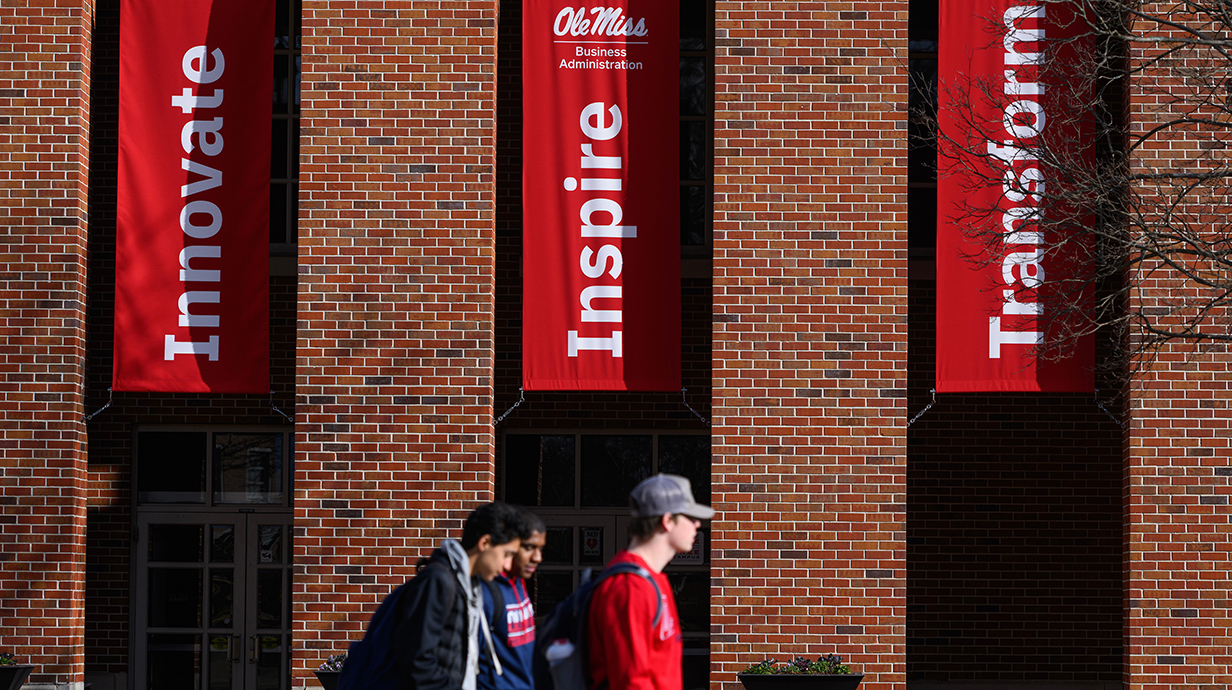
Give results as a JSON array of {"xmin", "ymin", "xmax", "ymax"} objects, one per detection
[
  {"xmin": 249, "ymin": 634, "xmax": 257, "ymax": 664},
  {"xmin": 232, "ymin": 635, "xmax": 241, "ymax": 664}
]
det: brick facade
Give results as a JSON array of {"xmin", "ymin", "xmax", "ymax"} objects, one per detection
[
  {"xmin": 292, "ymin": 0, "xmax": 500, "ymax": 684},
  {"xmin": 709, "ymin": 2, "xmax": 909, "ymax": 688},
  {"xmin": 1125, "ymin": 5, "xmax": 1232, "ymax": 688},
  {"xmin": 0, "ymin": 1, "xmax": 94, "ymax": 686}
]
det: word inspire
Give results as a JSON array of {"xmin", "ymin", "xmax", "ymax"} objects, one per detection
[
  {"xmin": 987, "ymin": 4, "xmax": 1046, "ymax": 358},
  {"xmin": 168, "ymin": 46, "xmax": 227, "ymax": 362},
  {"xmin": 554, "ymin": 6, "xmax": 647, "ymax": 37},
  {"xmin": 566, "ymin": 102, "xmax": 630, "ymax": 358}
]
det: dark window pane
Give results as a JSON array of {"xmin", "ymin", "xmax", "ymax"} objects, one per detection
[
  {"xmin": 910, "ymin": 186, "xmax": 938, "ymax": 249},
  {"xmin": 680, "ymin": 0, "xmax": 706, "ymax": 50},
  {"xmin": 257, "ymin": 570, "xmax": 283, "ymax": 629},
  {"xmin": 578, "ymin": 526, "xmax": 605, "ymax": 566},
  {"xmin": 908, "ymin": 58, "xmax": 937, "ymax": 184},
  {"xmin": 273, "ymin": 54, "xmax": 290, "ymax": 114},
  {"xmin": 149, "ymin": 524, "xmax": 203, "ymax": 563},
  {"xmin": 149, "ymin": 569, "xmax": 202, "ymax": 627},
  {"xmin": 208, "ymin": 635, "xmax": 233, "ymax": 690},
  {"xmin": 681, "ymin": 186, "xmax": 705, "ymax": 246},
  {"xmin": 657, "ymin": 435, "xmax": 711, "ymax": 505},
  {"xmin": 274, "ymin": 0, "xmax": 289, "ymax": 48},
  {"xmin": 682, "ymin": 644, "xmax": 709, "ymax": 690},
  {"xmin": 909, "ymin": 0, "xmax": 939, "ymax": 50},
  {"xmin": 258, "ymin": 525, "xmax": 283, "ymax": 563},
  {"xmin": 148, "ymin": 634, "xmax": 201, "ymax": 690},
  {"xmin": 542, "ymin": 526, "xmax": 574, "ymax": 566},
  {"xmin": 270, "ymin": 183, "xmax": 287, "ymax": 244},
  {"xmin": 211, "ymin": 525, "xmax": 235, "ymax": 563},
  {"xmin": 137, "ymin": 432, "xmax": 207, "ymax": 504},
  {"xmin": 291, "ymin": 124, "xmax": 300, "ymax": 177},
  {"xmin": 532, "ymin": 571, "xmax": 575, "ymax": 625},
  {"xmin": 580, "ymin": 435, "xmax": 652, "ymax": 507},
  {"xmin": 680, "ymin": 121, "xmax": 705, "ymax": 181},
  {"xmin": 213, "ymin": 433, "xmax": 283, "ymax": 505},
  {"xmin": 256, "ymin": 635, "xmax": 285, "ymax": 690},
  {"xmin": 680, "ymin": 57, "xmax": 706, "ymax": 116},
  {"xmin": 210, "ymin": 568, "xmax": 234, "ymax": 627},
  {"xmin": 271, "ymin": 118, "xmax": 288, "ymax": 178},
  {"xmin": 665, "ymin": 571, "xmax": 709, "ymax": 633},
  {"xmin": 504, "ymin": 435, "xmax": 575, "ymax": 507}
]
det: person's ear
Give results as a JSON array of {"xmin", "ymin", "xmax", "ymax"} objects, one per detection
[
  {"xmin": 660, "ymin": 513, "xmax": 673, "ymax": 532},
  {"xmin": 477, "ymin": 534, "xmax": 492, "ymax": 551}
]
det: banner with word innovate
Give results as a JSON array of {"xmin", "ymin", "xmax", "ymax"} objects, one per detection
[{"xmin": 115, "ymin": 0, "xmax": 272, "ymax": 392}]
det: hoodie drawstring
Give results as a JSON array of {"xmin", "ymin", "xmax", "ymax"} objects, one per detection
[{"xmin": 479, "ymin": 607, "xmax": 504, "ymax": 676}]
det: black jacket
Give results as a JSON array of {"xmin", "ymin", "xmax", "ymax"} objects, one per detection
[{"xmin": 393, "ymin": 547, "xmax": 470, "ymax": 690}]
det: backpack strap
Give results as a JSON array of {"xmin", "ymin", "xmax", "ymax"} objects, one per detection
[{"xmin": 596, "ymin": 562, "xmax": 663, "ymax": 628}]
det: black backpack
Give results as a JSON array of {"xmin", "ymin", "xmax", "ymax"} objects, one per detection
[
  {"xmin": 338, "ymin": 559, "xmax": 457, "ymax": 690},
  {"xmin": 532, "ymin": 562, "xmax": 663, "ymax": 690}
]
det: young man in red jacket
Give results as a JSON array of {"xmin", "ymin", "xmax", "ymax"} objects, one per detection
[{"xmin": 586, "ymin": 474, "xmax": 714, "ymax": 690}]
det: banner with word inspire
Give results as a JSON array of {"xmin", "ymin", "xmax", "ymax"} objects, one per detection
[
  {"xmin": 115, "ymin": 0, "xmax": 272, "ymax": 393},
  {"xmin": 936, "ymin": 0, "xmax": 1094, "ymax": 392},
  {"xmin": 522, "ymin": 0, "xmax": 680, "ymax": 391}
]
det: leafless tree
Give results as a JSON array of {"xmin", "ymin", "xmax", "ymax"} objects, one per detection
[{"xmin": 918, "ymin": 0, "xmax": 1232, "ymax": 381}]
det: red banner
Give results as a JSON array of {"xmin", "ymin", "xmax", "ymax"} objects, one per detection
[
  {"xmin": 522, "ymin": 0, "xmax": 680, "ymax": 391},
  {"xmin": 936, "ymin": 0, "xmax": 1094, "ymax": 392},
  {"xmin": 115, "ymin": 0, "xmax": 273, "ymax": 393}
]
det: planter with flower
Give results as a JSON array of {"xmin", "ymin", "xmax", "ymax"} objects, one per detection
[
  {"xmin": 315, "ymin": 653, "xmax": 346, "ymax": 690},
  {"xmin": 0, "ymin": 653, "xmax": 35, "ymax": 690},
  {"xmin": 737, "ymin": 655, "xmax": 863, "ymax": 690}
]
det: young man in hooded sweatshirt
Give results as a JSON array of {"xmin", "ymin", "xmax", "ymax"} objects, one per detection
[
  {"xmin": 383, "ymin": 501, "xmax": 526, "ymax": 690},
  {"xmin": 585, "ymin": 474, "xmax": 714, "ymax": 690},
  {"xmin": 478, "ymin": 508, "xmax": 546, "ymax": 690}
]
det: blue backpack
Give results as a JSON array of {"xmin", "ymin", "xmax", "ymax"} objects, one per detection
[
  {"xmin": 338, "ymin": 560, "xmax": 457, "ymax": 690},
  {"xmin": 532, "ymin": 562, "xmax": 663, "ymax": 690}
]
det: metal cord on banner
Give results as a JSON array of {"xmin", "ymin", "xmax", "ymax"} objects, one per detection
[
  {"xmin": 270, "ymin": 390, "xmax": 293, "ymax": 424},
  {"xmin": 681, "ymin": 388, "xmax": 710, "ymax": 427},
  {"xmin": 495, "ymin": 388, "xmax": 525, "ymax": 426},
  {"xmin": 84, "ymin": 387, "xmax": 113, "ymax": 423},
  {"xmin": 908, "ymin": 388, "xmax": 936, "ymax": 427},
  {"xmin": 1094, "ymin": 388, "xmax": 1126, "ymax": 429}
]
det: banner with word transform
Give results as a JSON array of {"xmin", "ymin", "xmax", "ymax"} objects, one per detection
[
  {"xmin": 115, "ymin": 0, "xmax": 272, "ymax": 392},
  {"xmin": 522, "ymin": 0, "xmax": 680, "ymax": 390},
  {"xmin": 936, "ymin": 0, "xmax": 1094, "ymax": 392}
]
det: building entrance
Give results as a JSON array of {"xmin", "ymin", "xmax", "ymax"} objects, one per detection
[
  {"xmin": 499, "ymin": 431, "xmax": 711, "ymax": 690},
  {"xmin": 131, "ymin": 429, "xmax": 294, "ymax": 690}
]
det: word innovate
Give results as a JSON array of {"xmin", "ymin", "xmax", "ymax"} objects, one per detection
[{"xmin": 169, "ymin": 46, "xmax": 228, "ymax": 363}]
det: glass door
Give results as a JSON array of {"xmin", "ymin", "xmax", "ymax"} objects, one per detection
[{"xmin": 134, "ymin": 512, "xmax": 293, "ymax": 690}]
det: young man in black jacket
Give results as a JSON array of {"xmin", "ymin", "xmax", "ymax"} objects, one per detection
[{"xmin": 341, "ymin": 502, "xmax": 527, "ymax": 690}]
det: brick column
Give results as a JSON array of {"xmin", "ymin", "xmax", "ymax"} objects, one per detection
[
  {"xmin": 0, "ymin": 1, "xmax": 93, "ymax": 687},
  {"xmin": 710, "ymin": 2, "xmax": 908, "ymax": 689},
  {"xmin": 1125, "ymin": 10, "xmax": 1232, "ymax": 686},
  {"xmin": 292, "ymin": 0, "xmax": 499, "ymax": 683}
]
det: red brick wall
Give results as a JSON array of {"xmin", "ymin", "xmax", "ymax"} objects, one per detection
[
  {"xmin": 293, "ymin": 0, "xmax": 500, "ymax": 684},
  {"xmin": 1126, "ymin": 8, "xmax": 1232, "ymax": 687},
  {"xmin": 907, "ymin": 279, "xmax": 1123, "ymax": 683},
  {"xmin": 709, "ymin": 1, "xmax": 909, "ymax": 688},
  {"xmin": 0, "ymin": 1, "xmax": 94, "ymax": 685}
]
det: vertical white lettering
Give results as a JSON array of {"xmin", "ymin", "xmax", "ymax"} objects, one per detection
[{"xmin": 165, "ymin": 334, "xmax": 220, "ymax": 361}]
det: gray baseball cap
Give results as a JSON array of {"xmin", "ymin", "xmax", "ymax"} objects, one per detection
[{"xmin": 629, "ymin": 473, "xmax": 715, "ymax": 520}]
